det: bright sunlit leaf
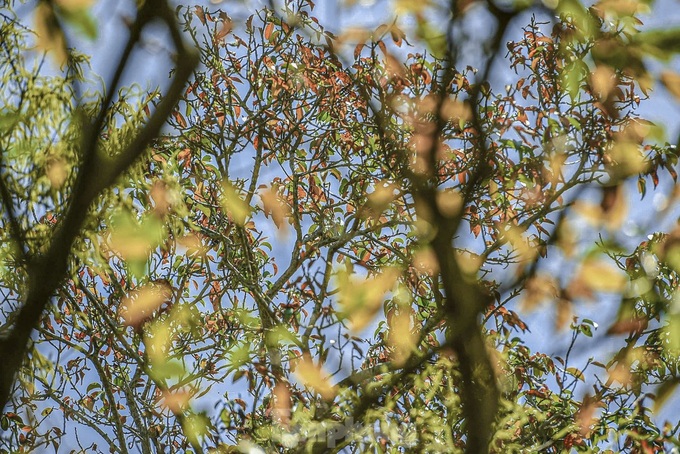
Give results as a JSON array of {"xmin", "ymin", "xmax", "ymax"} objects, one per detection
[
  {"xmin": 34, "ymin": 3, "xmax": 67, "ymax": 66},
  {"xmin": 159, "ymin": 389, "xmax": 192, "ymax": 413},
  {"xmin": 119, "ymin": 282, "xmax": 172, "ymax": 329},
  {"xmin": 388, "ymin": 311, "xmax": 419, "ymax": 366},
  {"xmin": 259, "ymin": 185, "xmax": 291, "ymax": 231},
  {"xmin": 337, "ymin": 266, "xmax": 401, "ymax": 332},
  {"xmin": 272, "ymin": 383, "xmax": 291, "ymax": 427},
  {"xmin": 575, "ymin": 258, "xmax": 627, "ymax": 293},
  {"xmin": 221, "ymin": 181, "xmax": 251, "ymax": 227},
  {"xmin": 293, "ymin": 355, "xmax": 337, "ymax": 400},
  {"xmin": 661, "ymin": 70, "xmax": 680, "ymax": 100},
  {"xmin": 182, "ymin": 413, "xmax": 210, "ymax": 447}
]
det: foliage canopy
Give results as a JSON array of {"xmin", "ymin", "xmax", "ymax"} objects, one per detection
[{"xmin": 2, "ymin": 0, "xmax": 680, "ymax": 452}]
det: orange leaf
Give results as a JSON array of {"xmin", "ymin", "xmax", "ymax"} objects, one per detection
[
  {"xmin": 159, "ymin": 389, "xmax": 191, "ymax": 413},
  {"xmin": 120, "ymin": 283, "xmax": 172, "ymax": 329},
  {"xmin": 264, "ymin": 22, "xmax": 274, "ymax": 40},
  {"xmin": 260, "ymin": 186, "xmax": 291, "ymax": 230},
  {"xmin": 661, "ymin": 70, "xmax": 680, "ymax": 100},
  {"xmin": 293, "ymin": 355, "xmax": 336, "ymax": 400},
  {"xmin": 272, "ymin": 383, "xmax": 291, "ymax": 427},
  {"xmin": 173, "ymin": 111, "xmax": 187, "ymax": 129}
]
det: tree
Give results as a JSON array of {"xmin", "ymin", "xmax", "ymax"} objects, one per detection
[
  {"xmin": 0, "ymin": 0, "xmax": 197, "ymax": 449},
  {"xmin": 2, "ymin": 0, "xmax": 680, "ymax": 452}
]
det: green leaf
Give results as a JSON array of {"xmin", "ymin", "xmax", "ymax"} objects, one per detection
[
  {"xmin": 149, "ymin": 360, "xmax": 186, "ymax": 381},
  {"xmin": 567, "ymin": 116, "xmax": 582, "ymax": 130},
  {"xmin": 561, "ymin": 60, "xmax": 588, "ymax": 101},
  {"xmin": 566, "ymin": 367, "xmax": 585, "ymax": 381},
  {"xmin": 266, "ymin": 325, "xmax": 300, "ymax": 346},
  {"xmin": 416, "ymin": 18, "xmax": 446, "ymax": 60},
  {"xmin": 61, "ymin": 8, "xmax": 98, "ymax": 40},
  {"xmin": 580, "ymin": 324, "xmax": 593, "ymax": 337},
  {"xmin": 228, "ymin": 344, "xmax": 251, "ymax": 369},
  {"xmin": 633, "ymin": 29, "xmax": 680, "ymax": 59},
  {"xmin": 557, "ymin": 0, "xmax": 598, "ymax": 40},
  {"xmin": 182, "ymin": 413, "xmax": 210, "ymax": 447},
  {"xmin": 653, "ymin": 379, "xmax": 680, "ymax": 413}
]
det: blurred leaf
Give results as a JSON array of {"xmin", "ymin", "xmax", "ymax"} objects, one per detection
[
  {"xmin": 272, "ymin": 383, "xmax": 291, "ymax": 427},
  {"xmin": 34, "ymin": 3, "xmax": 67, "ymax": 66},
  {"xmin": 653, "ymin": 379, "xmax": 680, "ymax": 413},
  {"xmin": 182, "ymin": 413, "xmax": 210, "ymax": 447},
  {"xmin": 221, "ymin": 181, "xmax": 251, "ymax": 227},
  {"xmin": 60, "ymin": 6, "xmax": 98, "ymax": 39},
  {"xmin": 576, "ymin": 258, "xmax": 627, "ymax": 293},
  {"xmin": 633, "ymin": 28, "xmax": 680, "ymax": 59},
  {"xmin": 150, "ymin": 360, "xmax": 186, "ymax": 381},
  {"xmin": 660, "ymin": 71, "xmax": 680, "ymax": 100},
  {"xmin": 159, "ymin": 389, "xmax": 191, "ymax": 413},
  {"xmin": 388, "ymin": 311, "xmax": 418, "ymax": 366},
  {"xmin": 337, "ymin": 266, "xmax": 401, "ymax": 332},
  {"xmin": 119, "ymin": 282, "xmax": 172, "ymax": 329},
  {"xmin": 293, "ymin": 355, "xmax": 337, "ymax": 400}
]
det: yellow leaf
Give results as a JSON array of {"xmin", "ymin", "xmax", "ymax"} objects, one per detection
[
  {"xmin": 46, "ymin": 157, "xmax": 68, "ymax": 189},
  {"xmin": 609, "ymin": 140, "xmax": 648, "ymax": 176},
  {"xmin": 576, "ymin": 258, "xmax": 627, "ymax": 293},
  {"xmin": 441, "ymin": 99, "xmax": 472, "ymax": 124},
  {"xmin": 653, "ymin": 379, "xmax": 680, "ymax": 414},
  {"xmin": 182, "ymin": 413, "xmax": 210, "ymax": 447},
  {"xmin": 590, "ymin": 65, "xmax": 617, "ymax": 100},
  {"xmin": 145, "ymin": 321, "xmax": 171, "ymax": 363},
  {"xmin": 435, "ymin": 188, "xmax": 462, "ymax": 218},
  {"xmin": 454, "ymin": 250, "xmax": 482, "ymax": 275},
  {"xmin": 388, "ymin": 311, "xmax": 419, "ymax": 366},
  {"xmin": 573, "ymin": 200, "xmax": 605, "ymax": 226},
  {"xmin": 365, "ymin": 182, "xmax": 397, "ymax": 216},
  {"xmin": 521, "ymin": 274, "xmax": 558, "ymax": 312},
  {"xmin": 293, "ymin": 356, "xmax": 336, "ymax": 400},
  {"xmin": 599, "ymin": 185, "xmax": 628, "ymax": 230},
  {"xmin": 176, "ymin": 234, "xmax": 207, "ymax": 257},
  {"xmin": 608, "ymin": 362, "xmax": 632, "ymax": 386},
  {"xmin": 393, "ymin": 0, "xmax": 431, "ymax": 14},
  {"xmin": 555, "ymin": 298, "xmax": 573, "ymax": 331},
  {"xmin": 150, "ymin": 180, "xmax": 171, "ymax": 216},
  {"xmin": 576, "ymin": 395, "xmax": 600, "ymax": 437},
  {"xmin": 56, "ymin": 0, "xmax": 94, "ymax": 10},
  {"xmin": 34, "ymin": 3, "xmax": 67, "ymax": 67},
  {"xmin": 412, "ymin": 247, "xmax": 439, "ymax": 276},
  {"xmin": 498, "ymin": 223, "xmax": 536, "ymax": 263},
  {"xmin": 221, "ymin": 181, "xmax": 251, "ymax": 227},
  {"xmin": 548, "ymin": 152, "xmax": 567, "ymax": 187},
  {"xmin": 337, "ymin": 267, "xmax": 401, "ymax": 332},
  {"xmin": 661, "ymin": 71, "xmax": 680, "ymax": 100}
]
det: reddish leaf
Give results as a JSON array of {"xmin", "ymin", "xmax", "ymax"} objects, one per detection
[
  {"xmin": 173, "ymin": 111, "xmax": 187, "ymax": 129},
  {"xmin": 354, "ymin": 43, "xmax": 364, "ymax": 59},
  {"xmin": 264, "ymin": 22, "xmax": 274, "ymax": 41}
]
